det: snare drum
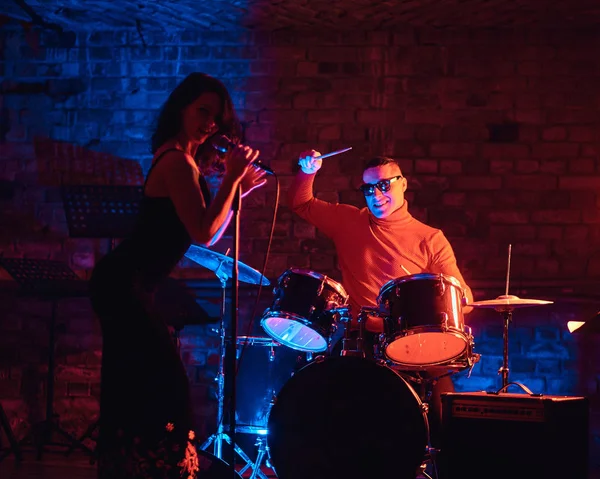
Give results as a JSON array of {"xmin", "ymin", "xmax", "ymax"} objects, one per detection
[
  {"xmin": 378, "ymin": 273, "xmax": 472, "ymax": 368},
  {"xmin": 260, "ymin": 269, "xmax": 349, "ymax": 352}
]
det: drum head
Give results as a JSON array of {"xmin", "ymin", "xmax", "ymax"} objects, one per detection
[
  {"xmin": 267, "ymin": 356, "xmax": 428, "ymax": 479},
  {"xmin": 261, "ymin": 315, "xmax": 328, "ymax": 352},
  {"xmin": 386, "ymin": 330, "xmax": 468, "ymax": 365}
]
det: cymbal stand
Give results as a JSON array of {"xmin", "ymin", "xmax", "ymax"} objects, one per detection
[
  {"xmin": 492, "ymin": 244, "xmax": 538, "ymax": 396},
  {"xmin": 200, "ymin": 272, "xmax": 268, "ymax": 479},
  {"xmin": 492, "ymin": 307, "xmax": 539, "ymax": 396},
  {"xmin": 499, "ymin": 309, "xmax": 512, "ymax": 390},
  {"xmin": 201, "ymin": 273, "xmax": 228, "ymax": 459}
]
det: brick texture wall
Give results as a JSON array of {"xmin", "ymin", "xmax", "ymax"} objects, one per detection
[{"xmin": 1, "ymin": 25, "xmax": 600, "ymax": 470}]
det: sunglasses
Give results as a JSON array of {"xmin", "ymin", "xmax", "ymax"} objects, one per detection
[{"xmin": 359, "ymin": 176, "xmax": 403, "ymax": 196}]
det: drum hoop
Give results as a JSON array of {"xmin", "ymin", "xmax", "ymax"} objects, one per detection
[
  {"xmin": 387, "ymin": 361, "xmax": 427, "ymax": 412},
  {"xmin": 235, "ymin": 336, "xmax": 281, "ymax": 347},
  {"xmin": 389, "ymin": 326, "xmax": 468, "ymax": 337},
  {"xmin": 289, "ymin": 356, "xmax": 427, "ymax": 412},
  {"xmin": 287, "ymin": 267, "xmax": 349, "ymax": 299},
  {"xmin": 224, "ymin": 424, "xmax": 269, "ymax": 435},
  {"xmin": 377, "ymin": 273, "xmax": 463, "ymax": 303},
  {"xmin": 388, "ymin": 354, "xmax": 475, "ymax": 371}
]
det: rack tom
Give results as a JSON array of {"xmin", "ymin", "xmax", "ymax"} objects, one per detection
[
  {"xmin": 377, "ymin": 273, "xmax": 471, "ymax": 368},
  {"xmin": 261, "ymin": 269, "xmax": 349, "ymax": 352}
]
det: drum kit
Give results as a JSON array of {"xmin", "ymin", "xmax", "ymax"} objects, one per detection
[{"xmin": 185, "ymin": 244, "xmax": 553, "ymax": 479}]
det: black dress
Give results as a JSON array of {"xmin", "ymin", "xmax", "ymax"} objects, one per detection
[{"xmin": 89, "ymin": 149, "xmax": 211, "ymax": 479}]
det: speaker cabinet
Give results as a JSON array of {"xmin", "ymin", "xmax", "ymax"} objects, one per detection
[{"xmin": 439, "ymin": 392, "xmax": 589, "ymax": 479}]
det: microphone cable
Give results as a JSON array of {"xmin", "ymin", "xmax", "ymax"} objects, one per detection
[{"xmin": 236, "ymin": 172, "xmax": 280, "ymax": 372}]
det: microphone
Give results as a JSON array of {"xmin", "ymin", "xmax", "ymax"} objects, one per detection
[{"xmin": 211, "ymin": 134, "xmax": 275, "ymax": 175}]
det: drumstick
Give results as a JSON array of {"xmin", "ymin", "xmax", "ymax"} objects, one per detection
[
  {"xmin": 314, "ymin": 147, "xmax": 353, "ymax": 160},
  {"xmin": 400, "ymin": 264, "xmax": 412, "ymax": 275}
]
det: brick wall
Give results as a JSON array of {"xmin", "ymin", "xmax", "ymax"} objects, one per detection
[{"xmin": 1, "ymin": 25, "xmax": 600, "ymax": 469}]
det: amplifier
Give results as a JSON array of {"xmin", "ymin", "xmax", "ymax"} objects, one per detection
[{"xmin": 439, "ymin": 392, "xmax": 589, "ymax": 479}]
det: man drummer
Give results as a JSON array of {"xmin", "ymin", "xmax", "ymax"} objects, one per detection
[{"xmin": 288, "ymin": 151, "xmax": 474, "ymax": 444}]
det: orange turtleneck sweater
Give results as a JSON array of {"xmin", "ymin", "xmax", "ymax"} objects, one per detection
[{"xmin": 289, "ymin": 172, "xmax": 473, "ymax": 315}]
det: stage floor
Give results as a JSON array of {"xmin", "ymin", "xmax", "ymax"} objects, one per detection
[
  {"xmin": 0, "ymin": 451, "xmax": 432, "ymax": 479},
  {"xmin": 1, "ymin": 449, "xmax": 598, "ymax": 479},
  {"xmin": 0, "ymin": 450, "xmax": 279, "ymax": 479}
]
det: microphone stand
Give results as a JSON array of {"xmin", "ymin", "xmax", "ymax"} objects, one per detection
[{"xmin": 226, "ymin": 184, "xmax": 242, "ymax": 477}]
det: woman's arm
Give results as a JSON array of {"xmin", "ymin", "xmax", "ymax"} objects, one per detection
[
  {"xmin": 160, "ymin": 146, "xmax": 258, "ymax": 245},
  {"xmin": 207, "ymin": 210, "xmax": 233, "ymax": 246},
  {"xmin": 206, "ymin": 165, "xmax": 267, "ymax": 246}
]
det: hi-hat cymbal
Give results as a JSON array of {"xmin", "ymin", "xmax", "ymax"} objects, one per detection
[
  {"xmin": 184, "ymin": 245, "xmax": 270, "ymax": 286},
  {"xmin": 470, "ymin": 294, "xmax": 553, "ymax": 311}
]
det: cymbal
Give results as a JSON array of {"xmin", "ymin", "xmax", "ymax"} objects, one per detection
[
  {"xmin": 470, "ymin": 294, "xmax": 553, "ymax": 311},
  {"xmin": 184, "ymin": 245, "xmax": 270, "ymax": 286}
]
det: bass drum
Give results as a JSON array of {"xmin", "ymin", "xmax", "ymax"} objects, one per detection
[
  {"xmin": 196, "ymin": 449, "xmax": 242, "ymax": 478},
  {"xmin": 267, "ymin": 356, "xmax": 429, "ymax": 479}
]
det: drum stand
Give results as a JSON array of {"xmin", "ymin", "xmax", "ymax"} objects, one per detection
[
  {"xmin": 200, "ymin": 274, "xmax": 271, "ymax": 479},
  {"xmin": 340, "ymin": 307, "xmax": 365, "ymax": 357},
  {"xmin": 413, "ymin": 381, "xmax": 440, "ymax": 479}
]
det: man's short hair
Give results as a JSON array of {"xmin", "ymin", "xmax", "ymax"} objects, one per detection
[{"xmin": 363, "ymin": 156, "xmax": 403, "ymax": 175}]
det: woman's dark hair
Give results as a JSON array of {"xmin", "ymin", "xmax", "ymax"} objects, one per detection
[{"xmin": 150, "ymin": 72, "xmax": 242, "ymax": 174}]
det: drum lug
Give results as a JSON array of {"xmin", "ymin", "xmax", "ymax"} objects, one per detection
[
  {"xmin": 316, "ymin": 278, "xmax": 325, "ymax": 296},
  {"xmin": 421, "ymin": 403, "xmax": 429, "ymax": 414},
  {"xmin": 436, "ymin": 278, "xmax": 446, "ymax": 297},
  {"xmin": 325, "ymin": 301, "xmax": 338, "ymax": 313},
  {"xmin": 440, "ymin": 312, "xmax": 449, "ymax": 331}
]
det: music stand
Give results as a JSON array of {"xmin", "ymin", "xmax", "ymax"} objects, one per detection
[
  {"xmin": 0, "ymin": 399, "xmax": 22, "ymax": 462},
  {"xmin": 60, "ymin": 184, "xmax": 142, "ymax": 459},
  {"xmin": 0, "ymin": 258, "xmax": 93, "ymax": 460},
  {"xmin": 61, "ymin": 185, "xmax": 143, "ymax": 246}
]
